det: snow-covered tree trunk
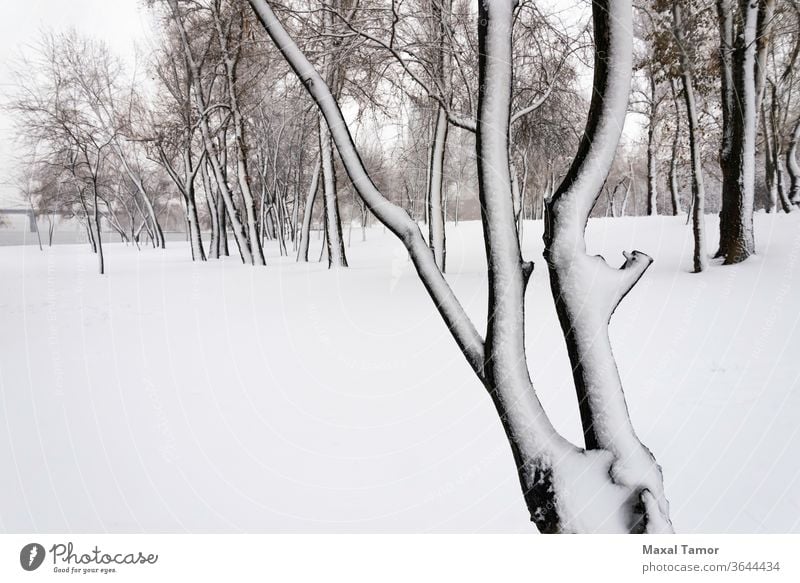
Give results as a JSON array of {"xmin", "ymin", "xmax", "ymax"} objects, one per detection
[
  {"xmin": 118, "ymin": 153, "xmax": 165, "ymax": 249},
  {"xmin": 316, "ymin": 4, "xmax": 349, "ymax": 269},
  {"xmin": 319, "ymin": 118, "xmax": 348, "ymax": 268},
  {"xmin": 218, "ymin": 196, "xmax": 229, "ymax": 256},
  {"xmin": 715, "ymin": 0, "xmax": 735, "ymax": 257},
  {"xmin": 669, "ymin": 137, "xmax": 681, "ymax": 216},
  {"xmin": 212, "ymin": 1, "xmax": 266, "ymax": 266},
  {"xmin": 297, "ymin": 157, "xmax": 321, "ymax": 262},
  {"xmin": 542, "ymin": 0, "xmax": 673, "ymax": 531},
  {"xmin": 201, "ymin": 160, "xmax": 221, "ymax": 259},
  {"xmin": 510, "ymin": 162, "xmax": 523, "ymax": 231},
  {"xmin": 156, "ymin": 142, "xmax": 205, "ymax": 261},
  {"xmin": 168, "ymin": 0, "xmax": 254, "ymax": 265},
  {"xmin": 198, "ymin": 116, "xmax": 252, "ymax": 264},
  {"xmin": 90, "ymin": 182, "xmax": 104, "ymax": 275},
  {"xmin": 427, "ymin": 107, "xmax": 449, "ymax": 271},
  {"xmin": 669, "ymin": 80, "xmax": 682, "ymax": 216},
  {"xmin": 247, "ymin": 0, "xmax": 672, "ymax": 534},
  {"xmin": 716, "ymin": 0, "xmax": 758, "ymax": 264},
  {"xmin": 182, "ymin": 149, "xmax": 206, "ymax": 262},
  {"xmin": 786, "ymin": 119, "xmax": 800, "ymax": 206},
  {"xmin": 754, "ymin": 0, "xmax": 776, "ymax": 116},
  {"xmin": 762, "ymin": 104, "xmax": 778, "ymax": 213},
  {"xmin": 768, "ymin": 85, "xmax": 794, "ymax": 212},
  {"xmin": 425, "ymin": 0, "xmax": 452, "ymax": 272},
  {"xmin": 674, "ymin": 0, "xmax": 707, "ymax": 273},
  {"xmin": 647, "ymin": 76, "xmax": 659, "ymax": 216}
]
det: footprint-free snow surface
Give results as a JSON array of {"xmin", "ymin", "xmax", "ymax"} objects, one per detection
[{"xmin": 1, "ymin": 214, "xmax": 799, "ymax": 532}]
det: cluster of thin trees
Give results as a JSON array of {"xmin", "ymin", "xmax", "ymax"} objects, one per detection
[
  {"xmin": 10, "ymin": 0, "xmax": 590, "ymax": 273},
  {"xmin": 7, "ymin": 0, "xmax": 798, "ymax": 533}
]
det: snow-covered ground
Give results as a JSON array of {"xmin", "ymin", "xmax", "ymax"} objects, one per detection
[{"xmin": 1, "ymin": 213, "xmax": 799, "ymax": 533}]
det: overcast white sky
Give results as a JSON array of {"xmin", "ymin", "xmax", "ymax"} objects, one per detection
[{"xmin": 0, "ymin": 0, "xmax": 151, "ymax": 206}]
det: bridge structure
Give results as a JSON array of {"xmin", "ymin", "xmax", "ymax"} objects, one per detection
[{"xmin": 0, "ymin": 208, "xmax": 73, "ymax": 232}]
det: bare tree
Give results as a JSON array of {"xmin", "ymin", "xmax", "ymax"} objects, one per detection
[
  {"xmin": 715, "ymin": 0, "xmax": 773, "ymax": 264},
  {"xmin": 247, "ymin": 0, "xmax": 672, "ymax": 533},
  {"xmin": 672, "ymin": 0, "xmax": 708, "ymax": 272}
]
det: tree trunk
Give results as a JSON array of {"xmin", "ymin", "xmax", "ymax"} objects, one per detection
[
  {"xmin": 543, "ymin": 0, "xmax": 673, "ymax": 532},
  {"xmin": 647, "ymin": 75, "xmax": 659, "ymax": 216},
  {"xmin": 674, "ymin": 1, "xmax": 708, "ymax": 273},
  {"xmin": 213, "ymin": 4, "xmax": 266, "ymax": 266},
  {"xmin": 117, "ymin": 150, "xmax": 165, "ymax": 249},
  {"xmin": 168, "ymin": 0, "xmax": 253, "ymax": 265},
  {"xmin": 786, "ymin": 118, "xmax": 800, "ymax": 205},
  {"xmin": 669, "ymin": 79, "xmax": 682, "ymax": 216},
  {"xmin": 715, "ymin": 0, "xmax": 735, "ymax": 257},
  {"xmin": 248, "ymin": 0, "xmax": 671, "ymax": 534},
  {"xmin": 319, "ymin": 119, "xmax": 348, "ymax": 268},
  {"xmin": 716, "ymin": 0, "xmax": 758, "ymax": 264},
  {"xmin": 427, "ymin": 106, "xmax": 448, "ymax": 271},
  {"xmin": 762, "ymin": 99, "xmax": 778, "ymax": 213},
  {"xmin": 297, "ymin": 157, "xmax": 321, "ymax": 262},
  {"xmin": 219, "ymin": 197, "xmax": 229, "ymax": 256},
  {"xmin": 183, "ymin": 150, "xmax": 206, "ymax": 262},
  {"xmin": 92, "ymin": 188, "xmax": 104, "ymax": 275},
  {"xmin": 754, "ymin": 0, "xmax": 776, "ymax": 116},
  {"xmin": 201, "ymin": 159, "xmax": 221, "ymax": 259}
]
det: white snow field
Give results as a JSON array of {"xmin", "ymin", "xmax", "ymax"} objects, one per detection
[{"xmin": 1, "ymin": 213, "xmax": 799, "ymax": 533}]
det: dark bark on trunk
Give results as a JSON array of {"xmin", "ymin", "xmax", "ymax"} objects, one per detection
[
  {"xmin": 647, "ymin": 75, "xmax": 659, "ymax": 216},
  {"xmin": 213, "ymin": 4, "xmax": 266, "ymax": 265},
  {"xmin": 543, "ymin": 0, "xmax": 672, "ymax": 532},
  {"xmin": 92, "ymin": 187, "xmax": 104, "ymax": 275},
  {"xmin": 669, "ymin": 79, "xmax": 682, "ymax": 216},
  {"xmin": 219, "ymin": 196, "xmax": 229, "ymax": 256},
  {"xmin": 427, "ymin": 106, "xmax": 448, "ymax": 271},
  {"xmin": 786, "ymin": 119, "xmax": 800, "ymax": 205},
  {"xmin": 248, "ymin": 0, "xmax": 671, "ymax": 534},
  {"xmin": 201, "ymin": 159, "xmax": 221, "ymax": 259},
  {"xmin": 715, "ymin": 0, "xmax": 735, "ymax": 258},
  {"xmin": 674, "ymin": 1, "xmax": 708, "ymax": 273},
  {"xmin": 319, "ymin": 119, "xmax": 348, "ymax": 268},
  {"xmin": 716, "ymin": 0, "xmax": 759, "ymax": 264},
  {"xmin": 425, "ymin": 0, "xmax": 452, "ymax": 271}
]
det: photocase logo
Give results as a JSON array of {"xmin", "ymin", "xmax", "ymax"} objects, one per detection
[{"xmin": 20, "ymin": 543, "xmax": 46, "ymax": 571}]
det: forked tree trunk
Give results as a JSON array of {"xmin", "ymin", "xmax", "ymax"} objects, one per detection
[
  {"xmin": 183, "ymin": 150, "xmax": 206, "ymax": 262},
  {"xmin": 247, "ymin": 0, "xmax": 671, "ymax": 534},
  {"xmin": 674, "ymin": 0, "xmax": 707, "ymax": 273},
  {"xmin": 542, "ymin": 0, "xmax": 672, "ymax": 531},
  {"xmin": 117, "ymin": 150, "xmax": 165, "ymax": 249},
  {"xmin": 157, "ymin": 143, "xmax": 205, "ymax": 261}
]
